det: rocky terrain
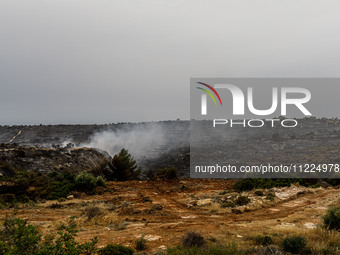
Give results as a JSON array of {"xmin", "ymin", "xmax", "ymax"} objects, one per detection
[{"xmin": 0, "ymin": 144, "xmax": 111, "ymax": 176}]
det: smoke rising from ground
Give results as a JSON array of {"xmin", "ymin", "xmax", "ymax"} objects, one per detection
[{"xmin": 81, "ymin": 125, "xmax": 166, "ymax": 159}]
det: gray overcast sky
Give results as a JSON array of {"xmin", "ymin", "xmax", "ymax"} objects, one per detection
[{"xmin": 1, "ymin": 0, "xmax": 340, "ymax": 125}]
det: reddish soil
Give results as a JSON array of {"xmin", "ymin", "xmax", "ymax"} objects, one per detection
[{"xmin": 1, "ymin": 179, "xmax": 339, "ymax": 253}]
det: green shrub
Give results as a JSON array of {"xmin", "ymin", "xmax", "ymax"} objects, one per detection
[
  {"xmin": 323, "ymin": 206, "xmax": 340, "ymax": 230},
  {"xmin": 135, "ymin": 234, "xmax": 146, "ymax": 251},
  {"xmin": 0, "ymin": 194, "xmax": 17, "ymax": 205},
  {"xmin": 0, "ymin": 167, "xmax": 107, "ymax": 204},
  {"xmin": 155, "ymin": 167, "xmax": 178, "ymax": 180},
  {"xmin": 98, "ymin": 244, "xmax": 134, "ymax": 255},
  {"xmin": 254, "ymin": 190, "xmax": 264, "ymax": 196},
  {"xmin": 0, "ymin": 216, "xmax": 98, "ymax": 255},
  {"xmin": 74, "ymin": 171, "xmax": 98, "ymax": 193},
  {"xmin": 0, "ymin": 216, "xmax": 41, "ymax": 255},
  {"xmin": 38, "ymin": 218, "xmax": 98, "ymax": 255},
  {"xmin": 233, "ymin": 179, "xmax": 255, "ymax": 191},
  {"xmin": 109, "ymin": 149, "xmax": 141, "ymax": 181},
  {"xmin": 265, "ymin": 192, "xmax": 275, "ymax": 201},
  {"xmin": 0, "ymin": 241, "xmax": 8, "ymax": 254},
  {"xmin": 282, "ymin": 235, "xmax": 307, "ymax": 254},
  {"xmin": 182, "ymin": 231, "xmax": 206, "ymax": 248},
  {"xmin": 95, "ymin": 176, "xmax": 107, "ymax": 187},
  {"xmin": 255, "ymin": 234, "xmax": 273, "ymax": 245},
  {"xmin": 235, "ymin": 196, "xmax": 250, "ymax": 206},
  {"xmin": 0, "ymin": 162, "xmax": 15, "ymax": 176}
]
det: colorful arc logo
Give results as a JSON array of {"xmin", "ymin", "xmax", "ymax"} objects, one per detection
[{"xmin": 196, "ymin": 82, "xmax": 223, "ymax": 106}]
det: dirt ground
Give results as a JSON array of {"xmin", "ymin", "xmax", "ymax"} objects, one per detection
[{"xmin": 1, "ymin": 179, "xmax": 339, "ymax": 254}]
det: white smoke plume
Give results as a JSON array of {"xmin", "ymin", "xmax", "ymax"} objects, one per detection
[{"xmin": 81, "ymin": 125, "xmax": 166, "ymax": 159}]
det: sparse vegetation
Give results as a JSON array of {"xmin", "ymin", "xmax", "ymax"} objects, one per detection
[
  {"xmin": 109, "ymin": 148, "xmax": 141, "ymax": 181},
  {"xmin": 2, "ymin": 172, "xmax": 340, "ymax": 254}
]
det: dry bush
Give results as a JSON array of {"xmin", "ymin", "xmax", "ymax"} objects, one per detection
[
  {"xmin": 182, "ymin": 231, "xmax": 206, "ymax": 248},
  {"xmin": 76, "ymin": 208, "xmax": 128, "ymax": 230},
  {"xmin": 85, "ymin": 206, "xmax": 104, "ymax": 220}
]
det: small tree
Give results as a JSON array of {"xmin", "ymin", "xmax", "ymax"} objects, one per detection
[{"xmin": 109, "ymin": 149, "xmax": 140, "ymax": 181}]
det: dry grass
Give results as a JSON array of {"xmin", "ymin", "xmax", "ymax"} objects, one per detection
[
  {"xmin": 77, "ymin": 212, "xmax": 125, "ymax": 228},
  {"xmin": 263, "ymin": 225, "xmax": 340, "ymax": 254}
]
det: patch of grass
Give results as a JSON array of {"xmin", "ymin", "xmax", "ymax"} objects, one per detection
[{"xmin": 166, "ymin": 241, "xmax": 241, "ymax": 255}]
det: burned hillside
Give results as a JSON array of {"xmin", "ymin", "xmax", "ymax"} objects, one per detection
[
  {"xmin": 0, "ymin": 121, "xmax": 190, "ymax": 177},
  {"xmin": 0, "ymin": 119, "xmax": 340, "ymax": 178}
]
